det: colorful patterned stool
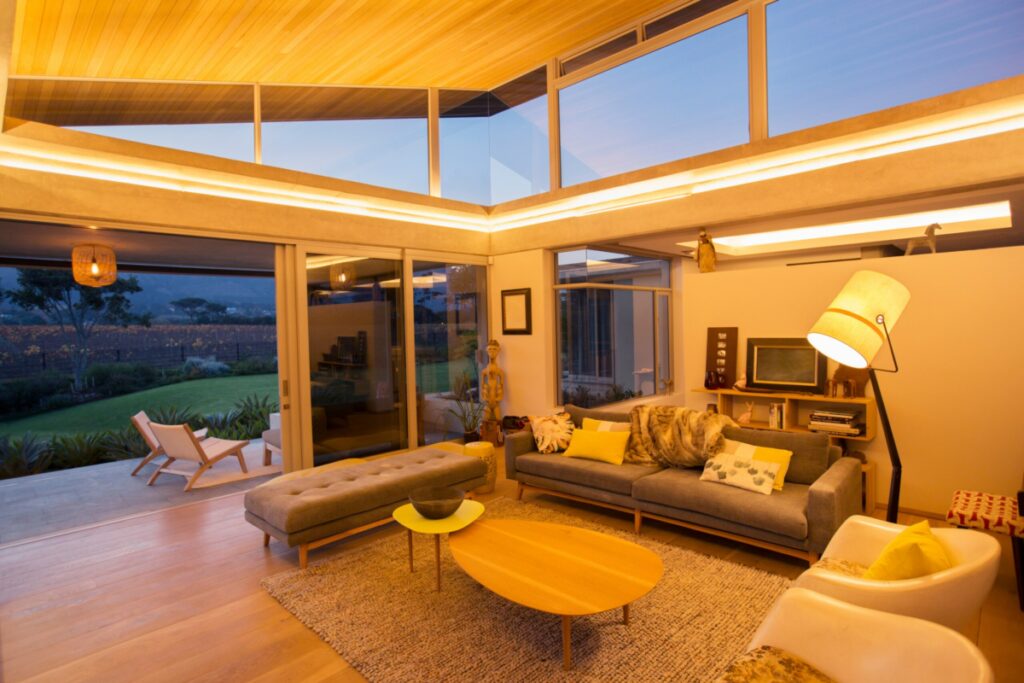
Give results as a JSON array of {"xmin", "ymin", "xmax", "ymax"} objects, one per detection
[{"xmin": 946, "ymin": 487, "xmax": 1023, "ymax": 611}]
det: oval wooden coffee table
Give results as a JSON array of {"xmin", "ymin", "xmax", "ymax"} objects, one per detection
[{"xmin": 449, "ymin": 518, "xmax": 663, "ymax": 670}]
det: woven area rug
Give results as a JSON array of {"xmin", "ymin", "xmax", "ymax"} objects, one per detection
[{"xmin": 262, "ymin": 498, "xmax": 790, "ymax": 682}]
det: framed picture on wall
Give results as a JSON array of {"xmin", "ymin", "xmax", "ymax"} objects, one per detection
[{"xmin": 501, "ymin": 288, "xmax": 532, "ymax": 335}]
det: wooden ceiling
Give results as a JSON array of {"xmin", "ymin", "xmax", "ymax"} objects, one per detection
[{"xmin": 11, "ymin": 0, "xmax": 676, "ymax": 90}]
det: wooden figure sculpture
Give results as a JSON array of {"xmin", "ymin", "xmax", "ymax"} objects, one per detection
[
  {"xmin": 738, "ymin": 402, "xmax": 755, "ymax": 424},
  {"xmin": 904, "ymin": 223, "xmax": 941, "ymax": 256},
  {"xmin": 695, "ymin": 228, "xmax": 717, "ymax": 273},
  {"xmin": 480, "ymin": 339, "xmax": 506, "ymax": 423}
]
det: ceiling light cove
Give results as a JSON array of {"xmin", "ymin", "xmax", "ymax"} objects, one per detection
[{"xmin": 676, "ymin": 201, "xmax": 1013, "ymax": 257}]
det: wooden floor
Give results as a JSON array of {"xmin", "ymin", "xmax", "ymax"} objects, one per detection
[{"xmin": 1, "ymin": 468, "xmax": 1022, "ymax": 682}]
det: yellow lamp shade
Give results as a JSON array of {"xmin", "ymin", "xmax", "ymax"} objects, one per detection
[
  {"xmin": 71, "ymin": 244, "xmax": 117, "ymax": 287},
  {"xmin": 807, "ymin": 270, "xmax": 909, "ymax": 368}
]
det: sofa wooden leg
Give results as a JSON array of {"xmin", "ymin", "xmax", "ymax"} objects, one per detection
[
  {"xmin": 262, "ymin": 533, "xmax": 270, "ymax": 548},
  {"xmin": 807, "ymin": 552, "xmax": 819, "ymax": 567},
  {"xmin": 299, "ymin": 544, "xmax": 309, "ymax": 569},
  {"xmin": 634, "ymin": 510, "xmax": 643, "ymax": 535},
  {"xmin": 516, "ymin": 481, "xmax": 525, "ymax": 501}
]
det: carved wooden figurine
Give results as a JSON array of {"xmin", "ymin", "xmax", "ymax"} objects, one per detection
[
  {"xmin": 904, "ymin": 223, "xmax": 941, "ymax": 256},
  {"xmin": 738, "ymin": 402, "xmax": 755, "ymax": 424},
  {"xmin": 480, "ymin": 339, "xmax": 506, "ymax": 423}
]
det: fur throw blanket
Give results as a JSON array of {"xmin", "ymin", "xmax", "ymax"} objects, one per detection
[{"xmin": 626, "ymin": 406, "xmax": 735, "ymax": 467}]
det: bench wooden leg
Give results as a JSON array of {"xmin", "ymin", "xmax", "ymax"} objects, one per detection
[
  {"xmin": 299, "ymin": 544, "xmax": 309, "ymax": 569},
  {"xmin": 263, "ymin": 533, "xmax": 270, "ymax": 547}
]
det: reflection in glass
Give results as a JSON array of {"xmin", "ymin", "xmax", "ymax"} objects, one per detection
[
  {"xmin": 262, "ymin": 86, "xmax": 428, "ymax": 194},
  {"xmin": 556, "ymin": 248, "xmax": 670, "ymax": 287},
  {"xmin": 657, "ymin": 293, "xmax": 671, "ymax": 393},
  {"xmin": 559, "ymin": 16, "xmax": 748, "ymax": 186},
  {"xmin": 412, "ymin": 262, "xmax": 488, "ymax": 444},
  {"xmin": 305, "ymin": 255, "xmax": 407, "ymax": 464},
  {"xmin": 440, "ymin": 68, "xmax": 549, "ymax": 205},
  {"xmin": 767, "ymin": 0, "xmax": 1024, "ymax": 136}
]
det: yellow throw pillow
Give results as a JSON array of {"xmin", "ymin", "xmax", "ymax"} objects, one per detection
[
  {"xmin": 863, "ymin": 520, "xmax": 954, "ymax": 581},
  {"xmin": 721, "ymin": 439, "xmax": 792, "ymax": 491},
  {"xmin": 581, "ymin": 417, "xmax": 631, "ymax": 432},
  {"xmin": 563, "ymin": 429, "xmax": 629, "ymax": 465}
]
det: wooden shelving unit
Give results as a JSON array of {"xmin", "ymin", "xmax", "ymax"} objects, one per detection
[{"xmin": 694, "ymin": 387, "xmax": 877, "ymax": 442}]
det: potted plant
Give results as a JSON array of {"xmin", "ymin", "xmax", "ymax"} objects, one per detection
[{"xmin": 447, "ymin": 371, "xmax": 484, "ymax": 443}]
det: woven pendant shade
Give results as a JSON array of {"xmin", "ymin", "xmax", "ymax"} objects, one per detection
[
  {"xmin": 71, "ymin": 244, "xmax": 117, "ymax": 287},
  {"xmin": 329, "ymin": 262, "xmax": 356, "ymax": 290}
]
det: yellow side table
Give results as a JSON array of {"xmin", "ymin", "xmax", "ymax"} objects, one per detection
[
  {"xmin": 465, "ymin": 441, "xmax": 496, "ymax": 494},
  {"xmin": 392, "ymin": 499, "xmax": 485, "ymax": 591}
]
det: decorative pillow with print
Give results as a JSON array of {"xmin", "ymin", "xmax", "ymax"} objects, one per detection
[
  {"xmin": 700, "ymin": 452, "xmax": 781, "ymax": 495},
  {"xmin": 528, "ymin": 412, "xmax": 574, "ymax": 454}
]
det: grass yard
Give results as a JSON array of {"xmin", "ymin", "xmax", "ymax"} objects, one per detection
[{"xmin": 0, "ymin": 374, "xmax": 279, "ymax": 438}]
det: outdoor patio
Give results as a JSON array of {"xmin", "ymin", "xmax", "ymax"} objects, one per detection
[{"xmin": 0, "ymin": 439, "xmax": 278, "ymax": 545}]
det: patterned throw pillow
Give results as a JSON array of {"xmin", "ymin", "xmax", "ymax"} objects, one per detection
[
  {"xmin": 715, "ymin": 645, "xmax": 836, "ymax": 683},
  {"xmin": 720, "ymin": 439, "xmax": 793, "ymax": 491},
  {"xmin": 700, "ymin": 452, "xmax": 781, "ymax": 495},
  {"xmin": 528, "ymin": 412, "xmax": 574, "ymax": 454},
  {"xmin": 581, "ymin": 417, "xmax": 630, "ymax": 432}
]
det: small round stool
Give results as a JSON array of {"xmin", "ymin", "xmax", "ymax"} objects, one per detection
[
  {"xmin": 465, "ymin": 441, "xmax": 496, "ymax": 494},
  {"xmin": 946, "ymin": 488, "xmax": 1023, "ymax": 611}
]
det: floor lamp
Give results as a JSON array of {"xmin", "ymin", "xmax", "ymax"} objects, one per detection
[{"xmin": 807, "ymin": 271, "xmax": 910, "ymax": 523}]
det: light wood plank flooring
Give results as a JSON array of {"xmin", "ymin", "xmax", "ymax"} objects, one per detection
[{"xmin": 1, "ymin": 468, "xmax": 1021, "ymax": 681}]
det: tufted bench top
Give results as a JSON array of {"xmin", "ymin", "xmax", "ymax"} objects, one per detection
[{"xmin": 244, "ymin": 448, "xmax": 486, "ymax": 534}]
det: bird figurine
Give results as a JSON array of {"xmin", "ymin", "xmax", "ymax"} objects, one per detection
[{"xmin": 695, "ymin": 228, "xmax": 717, "ymax": 273}]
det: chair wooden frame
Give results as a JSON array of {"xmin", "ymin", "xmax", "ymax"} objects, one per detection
[
  {"xmin": 146, "ymin": 422, "xmax": 249, "ymax": 492},
  {"xmin": 129, "ymin": 411, "xmax": 208, "ymax": 476}
]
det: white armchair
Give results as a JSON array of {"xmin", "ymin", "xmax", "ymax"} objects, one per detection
[
  {"xmin": 793, "ymin": 514, "xmax": 1000, "ymax": 631},
  {"xmin": 748, "ymin": 588, "xmax": 992, "ymax": 683}
]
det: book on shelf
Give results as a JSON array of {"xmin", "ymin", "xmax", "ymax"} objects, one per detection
[{"xmin": 808, "ymin": 421, "xmax": 865, "ymax": 436}]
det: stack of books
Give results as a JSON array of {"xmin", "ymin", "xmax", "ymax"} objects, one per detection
[{"xmin": 808, "ymin": 409, "xmax": 863, "ymax": 437}]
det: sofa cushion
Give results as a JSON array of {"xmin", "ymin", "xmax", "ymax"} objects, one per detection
[
  {"xmin": 565, "ymin": 403, "xmax": 630, "ymax": 428},
  {"xmin": 723, "ymin": 426, "xmax": 831, "ymax": 485},
  {"xmin": 244, "ymin": 449, "xmax": 485, "ymax": 533},
  {"xmin": 516, "ymin": 453, "xmax": 661, "ymax": 496},
  {"xmin": 633, "ymin": 467, "xmax": 809, "ymax": 540}
]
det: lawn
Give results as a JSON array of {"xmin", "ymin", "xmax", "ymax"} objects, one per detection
[{"xmin": 0, "ymin": 374, "xmax": 279, "ymax": 438}]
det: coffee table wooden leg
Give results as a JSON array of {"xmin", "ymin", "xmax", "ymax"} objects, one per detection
[
  {"xmin": 562, "ymin": 615, "xmax": 572, "ymax": 671},
  {"xmin": 623, "ymin": 604, "xmax": 630, "ymax": 625},
  {"xmin": 435, "ymin": 534, "xmax": 441, "ymax": 592},
  {"xmin": 407, "ymin": 529, "xmax": 414, "ymax": 572}
]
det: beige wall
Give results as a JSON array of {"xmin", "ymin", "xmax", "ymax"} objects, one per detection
[{"xmin": 682, "ymin": 247, "xmax": 1024, "ymax": 515}]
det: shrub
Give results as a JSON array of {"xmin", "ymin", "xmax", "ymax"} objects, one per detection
[
  {"xmin": 146, "ymin": 406, "xmax": 205, "ymax": 430},
  {"xmin": 101, "ymin": 426, "xmax": 150, "ymax": 461},
  {"xmin": 230, "ymin": 356, "xmax": 278, "ymax": 376},
  {"xmin": 0, "ymin": 434, "xmax": 53, "ymax": 478},
  {"xmin": 38, "ymin": 393, "xmax": 81, "ymax": 411},
  {"xmin": 182, "ymin": 356, "xmax": 230, "ymax": 379},
  {"xmin": 205, "ymin": 394, "xmax": 279, "ymax": 440},
  {"xmin": 49, "ymin": 432, "xmax": 109, "ymax": 470},
  {"xmin": 0, "ymin": 373, "xmax": 71, "ymax": 416},
  {"xmin": 86, "ymin": 362, "xmax": 161, "ymax": 397}
]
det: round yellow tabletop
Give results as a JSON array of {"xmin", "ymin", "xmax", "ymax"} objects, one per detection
[{"xmin": 392, "ymin": 499, "xmax": 485, "ymax": 591}]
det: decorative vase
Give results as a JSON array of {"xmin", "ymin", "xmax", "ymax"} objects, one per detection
[
  {"xmin": 465, "ymin": 441, "xmax": 497, "ymax": 494},
  {"xmin": 463, "ymin": 430, "xmax": 480, "ymax": 444}
]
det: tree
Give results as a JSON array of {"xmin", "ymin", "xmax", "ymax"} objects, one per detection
[
  {"xmin": 5, "ymin": 268, "xmax": 151, "ymax": 392},
  {"xmin": 171, "ymin": 297, "xmax": 208, "ymax": 324}
]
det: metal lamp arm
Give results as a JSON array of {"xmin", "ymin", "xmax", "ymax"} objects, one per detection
[{"xmin": 873, "ymin": 315, "xmax": 899, "ymax": 374}]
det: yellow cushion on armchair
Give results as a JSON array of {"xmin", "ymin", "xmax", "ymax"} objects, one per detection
[{"xmin": 863, "ymin": 520, "xmax": 954, "ymax": 580}]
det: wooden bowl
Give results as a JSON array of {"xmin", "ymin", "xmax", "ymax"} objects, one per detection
[{"xmin": 409, "ymin": 486, "xmax": 465, "ymax": 519}]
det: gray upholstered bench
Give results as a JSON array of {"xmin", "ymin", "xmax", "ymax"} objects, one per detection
[{"xmin": 244, "ymin": 448, "xmax": 487, "ymax": 568}]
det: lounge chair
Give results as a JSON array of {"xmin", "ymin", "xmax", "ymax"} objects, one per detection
[
  {"xmin": 146, "ymin": 422, "xmax": 249, "ymax": 491},
  {"xmin": 129, "ymin": 410, "xmax": 208, "ymax": 476}
]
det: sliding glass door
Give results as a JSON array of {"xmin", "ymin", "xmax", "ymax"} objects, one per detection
[{"xmin": 304, "ymin": 255, "xmax": 408, "ymax": 465}]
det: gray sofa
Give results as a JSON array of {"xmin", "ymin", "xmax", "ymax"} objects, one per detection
[{"xmin": 506, "ymin": 405, "xmax": 862, "ymax": 562}]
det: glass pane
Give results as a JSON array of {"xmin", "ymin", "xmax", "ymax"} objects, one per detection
[
  {"xmin": 556, "ymin": 249, "xmax": 670, "ymax": 287},
  {"xmin": 767, "ymin": 0, "xmax": 1024, "ymax": 136},
  {"xmin": 657, "ymin": 293, "xmax": 671, "ymax": 393},
  {"xmin": 559, "ymin": 288, "xmax": 655, "ymax": 408},
  {"xmin": 559, "ymin": 16, "xmax": 748, "ymax": 187},
  {"xmin": 6, "ymin": 79, "xmax": 256, "ymax": 162},
  {"xmin": 412, "ymin": 262, "xmax": 488, "ymax": 445},
  {"xmin": 262, "ymin": 86, "xmax": 428, "ymax": 194},
  {"xmin": 440, "ymin": 69, "xmax": 549, "ymax": 205},
  {"xmin": 305, "ymin": 255, "xmax": 407, "ymax": 464},
  {"xmin": 562, "ymin": 32, "xmax": 637, "ymax": 76}
]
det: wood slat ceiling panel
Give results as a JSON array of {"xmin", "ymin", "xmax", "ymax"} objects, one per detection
[
  {"xmin": 10, "ymin": 0, "xmax": 676, "ymax": 90},
  {"xmin": 5, "ymin": 79, "xmax": 255, "ymax": 125}
]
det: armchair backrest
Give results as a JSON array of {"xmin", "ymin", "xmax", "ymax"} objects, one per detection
[
  {"xmin": 149, "ymin": 422, "xmax": 207, "ymax": 464},
  {"xmin": 131, "ymin": 411, "xmax": 160, "ymax": 452}
]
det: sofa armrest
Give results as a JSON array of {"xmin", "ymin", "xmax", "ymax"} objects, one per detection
[
  {"xmin": 807, "ymin": 456, "xmax": 862, "ymax": 555},
  {"xmin": 504, "ymin": 430, "xmax": 536, "ymax": 480}
]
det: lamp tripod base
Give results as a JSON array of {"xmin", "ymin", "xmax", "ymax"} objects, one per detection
[{"xmin": 869, "ymin": 368, "xmax": 902, "ymax": 524}]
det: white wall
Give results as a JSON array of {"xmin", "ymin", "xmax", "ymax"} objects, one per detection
[{"xmin": 682, "ymin": 246, "xmax": 1024, "ymax": 515}]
